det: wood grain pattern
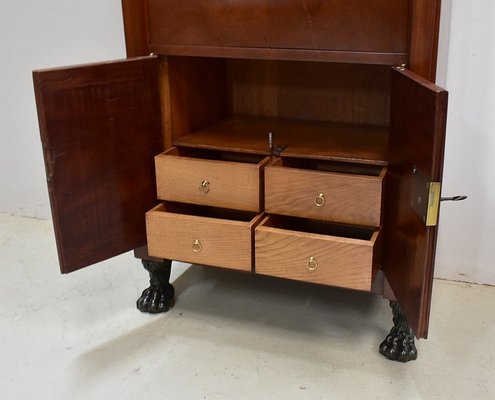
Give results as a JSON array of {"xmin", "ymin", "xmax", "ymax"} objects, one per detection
[
  {"xmin": 174, "ymin": 115, "xmax": 389, "ymax": 166},
  {"xmin": 227, "ymin": 59, "xmax": 279, "ymax": 118},
  {"xmin": 33, "ymin": 57, "xmax": 163, "ymax": 273},
  {"xmin": 155, "ymin": 148, "xmax": 270, "ymax": 212},
  {"xmin": 409, "ymin": 0, "xmax": 443, "ymax": 81},
  {"xmin": 122, "ymin": 0, "xmax": 150, "ymax": 57},
  {"xmin": 147, "ymin": 0, "xmax": 408, "ymax": 64},
  {"xmin": 167, "ymin": 57, "xmax": 228, "ymax": 141},
  {"xmin": 226, "ymin": 61, "xmax": 391, "ymax": 126},
  {"xmin": 265, "ymin": 160, "xmax": 384, "ymax": 227},
  {"xmin": 383, "ymin": 68, "xmax": 448, "ymax": 338},
  {"xmin": 146, "ymin": 203, "xmax": 263, "ymax": 271},
  {"xmin": 255, "ymin": 216, "xmax": 380, "ymax": 291}
]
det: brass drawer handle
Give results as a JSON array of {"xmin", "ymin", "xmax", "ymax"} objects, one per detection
[
  {"xmin": 306, "ymin": 257, "xmax": 318, "ymax": 271},
  {"xmin": 199, "ymin": 180, "xmax": 210, "ymax": 194},
  {"xmin": 314, "ymin": 193, "xmax": 325, "ymax": 207},
  {"xmin": 192, "ymin": 239, "xmax": 202, "ymax": 253}
]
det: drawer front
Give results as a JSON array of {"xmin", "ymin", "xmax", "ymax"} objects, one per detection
[
  {"xmin": 265, "ymin": 165, "xmax": 384, "ymax": 227},
  {"xmin": 146, "ymin": 204, "xmax": 262, "ymax": 271},
  {"xmin": 255, "ymin": 219, "xmax": 380, "ymax": 291},
  {"xmin": 148, "ymin": 0, "xmax": 408, "ymax": 54},
  {"xmin": 155, "ymin": 149, "xmax": 269, "ymax": 212}
]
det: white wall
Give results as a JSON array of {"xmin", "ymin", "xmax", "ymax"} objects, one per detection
[
  {"xmin": 0, "ymin": 2, "xmax": 493, "ymax": 284},
  {"xmin": 0, "ymin": 1, "xmax": 125, "ymax": 219},
  {"xmin": 435, "ymin": 0, "xmax": 495, "ymax": 285}
]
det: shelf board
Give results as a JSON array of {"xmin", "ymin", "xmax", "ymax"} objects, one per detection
[
  {"xmin": 173, "ymin": 115, "xmax": 389, "ymax": 166},
  {"xmin": 152, "ymin": 44, "xmax": 407, "ymax": 66}
]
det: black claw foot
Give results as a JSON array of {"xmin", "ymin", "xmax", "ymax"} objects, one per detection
[
  {"xmin": 137, "ymin": 260, "xmax": 175, "ymax": 314},
  {"xmin": 379, "ymin": 301, "xmax": 418, "ymax": 362}
]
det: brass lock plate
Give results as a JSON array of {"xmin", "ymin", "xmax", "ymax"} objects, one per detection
[{"xmin": 410, "ymin": 166, "xmax": 441, "ymax": 227}]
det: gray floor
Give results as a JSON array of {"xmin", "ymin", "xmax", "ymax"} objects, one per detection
[{"xmin": 1, "ymin": 214, "xmax": 494, "ymax": 400}]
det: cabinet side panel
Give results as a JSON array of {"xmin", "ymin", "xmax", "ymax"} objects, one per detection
[
  {"xmin": 409, "ymin": 0, "xmax": 443, "ymax": 81},
  {"xmin": 122, "ymin": 0, "xmax": 151, "ymax": 57},
  {"xmin": 33, "ymin": 57, "xmax": 163, "ymax": 273}
]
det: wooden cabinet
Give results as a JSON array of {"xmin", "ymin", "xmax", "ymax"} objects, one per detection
[{"xmin": 33, "ymin": 0, "xmax": 448, "ymax": 346}]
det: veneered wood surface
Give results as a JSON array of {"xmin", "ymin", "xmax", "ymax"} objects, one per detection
[
  {"xmin": 227, "ymin": 61, "xmax": 391, "ymax": 126},
  {"xmin": 255, "ymin": 216, "xmax": 380, "ymax": 291},
  {"xmin": 147, "ymin": 0, "xmax": 408, "ymax": 64},
  {"xmin": 33, "ymin": 57, "xmax": 163, "ymax": 273},
  {"xmin": 265, "ymin": 161, "xmax": 384, "ymax": 227},
  {"xmin": 122, "ymin": 0, "xmax": 150, "ymax": 57},
  {"xmin": 167, "ymin": 57, "xmax": 227, "ymax": 141},
  {"xmin": 409, "ymin": 0, "xmax": 443, "ymax": 81},
  {"xmin": 174, "ymin": 115, "xmax": 389, "ymax": 166},
  {"xmin": 155, "ymin": 148, "xmax": 269, "ymax": 212},
  {"xmin": 383, "ymin": 68, "xmax": 448, "ymax": 338},
  {"xmin": 146, "ymin": 203, "xmax": 262, "ymax": 271}
]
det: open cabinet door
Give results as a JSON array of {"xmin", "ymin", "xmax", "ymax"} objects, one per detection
[
  {"xmin": 383, "ymin": 67, "xmax": 448, "ymax": 338},
  {"xmin": 33, "ymin": 56, "xmax": 163, "ymax": 273}
]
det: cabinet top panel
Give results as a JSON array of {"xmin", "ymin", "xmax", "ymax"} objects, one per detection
[{"xmin": 147, "ymin": 0, "xmax": 409, "ymax": 64}]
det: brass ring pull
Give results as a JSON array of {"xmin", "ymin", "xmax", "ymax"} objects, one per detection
[
  {"xmin": 192, "ymin": 239, "xmax": 202, "ymax": 253},
  {"xmin": 199, "ymin": 180, "xmax": 210, "ymax": 194},
  {"xmin": 306, "ymin": 257, "xmax": 318, "ymax": 271},
  {"xmin": 314, "ymin": 193, "xmax": 325, "ymax": 207}
]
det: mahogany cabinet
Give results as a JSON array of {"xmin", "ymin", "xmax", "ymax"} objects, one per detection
[{"xmin": 33, "ymin": 0, "xmax": 449, "ymax": 361}]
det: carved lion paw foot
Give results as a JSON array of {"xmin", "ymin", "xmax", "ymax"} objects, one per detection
[
  {"xmin": 379, "ymin": 325, "xmax": 418, "ymax": 362},
  {"xmin": 136, "ymin": 283, "xmax": 175, "ymax": 314}
]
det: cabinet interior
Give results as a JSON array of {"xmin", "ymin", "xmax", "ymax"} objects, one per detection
[
  {"xmin": 161, "ymin": 56, "xmax": 391, "ymax": 166},
  {"xmin": 260, "ymin": 215, "xmax": 376, "ymax": 241},
  {"xmin": 156, "ymin": 202, "xmax": 259, "ymax": 223}
]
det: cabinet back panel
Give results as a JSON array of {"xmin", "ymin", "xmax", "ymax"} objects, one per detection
[{"xmin": 227, "ymin": 60, "xmax": 391, "ymax": 126}]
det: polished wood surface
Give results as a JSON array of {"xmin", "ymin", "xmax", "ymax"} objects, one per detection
[
  {"xmin": 155, "ymin": 147, "xmax": 269, "ymax": 212},
  {"xmin": 33, "ymin": 57, "xmax": 163, "ymax": 273},
  {"xmin": 409, "ymin": 0, "xmax": 443, "ymax": 82},
  {"xmin": 174, "ymin": 115, "xmax": 389, "ymax": 166},
  {"xmin": 265, "ymin": 159, "xmax": 384, "ymax": 227},
  {"xmin": 147, "ymin": 0, "xmax": 408, "ymax": 64},
  {"xmin": 227, "ymin": 60, "xmax": 391, "ymax": 126},
  {"xmin": 255, "ymin": 215, "xmax": 380, "ymax": 291},
  {"xmin": 383, "ymin": 68, "xmax": 448, "ymax": 338},
  {"xmin": 146, "ymin": 203, "xmax": 263, "ymax": 271},
  {"xmin": 167, "ymin": 57, "xmax": 227, "ymax": 141},
  {"xmin": 122, "ymin": 0, "xmax": 150, "ymax": 57}
]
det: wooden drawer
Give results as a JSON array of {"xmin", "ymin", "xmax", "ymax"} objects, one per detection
[
  {"xmin": 155, "ymin": 147, "xmax": 270, "ymax": 212},
  {"xmin": 265, "ymin": 158, "xmax": 385, "ymax": 227},
  {"xmin": 255, "ymin": 215, "xmax": 381, "ymax": 291},
  {"xmin": 146, "ymin": 202, "xmax": 263, "ymax": 272}
]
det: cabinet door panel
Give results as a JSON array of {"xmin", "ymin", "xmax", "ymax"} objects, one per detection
[
  {"xmin": 33, "ymin": 57, "xmax": 162, "ymax": 273},
  {"xmin": 384, "ymin": 68, "xmax": 448, "ymax": 338}
]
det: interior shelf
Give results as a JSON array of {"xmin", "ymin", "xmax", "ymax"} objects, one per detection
[{"xmin": 173, "ymin": 115, "xmax": 389, "ymax": 166}]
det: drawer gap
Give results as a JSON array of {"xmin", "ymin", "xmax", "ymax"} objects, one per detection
[
  {"xmin": 263, "ymin": 215, "xmax": 376, "ymax": 241},
  {"xmin": 169, "ymin": 146, "xmax": 267, "ymax": 165},
  {"xmin": 156, "ymin": 202, "xmax": 259, "ymax": 223},
  {"xmin": 274, "ymin": 157, "xmax": 384, "ymax": 177}
]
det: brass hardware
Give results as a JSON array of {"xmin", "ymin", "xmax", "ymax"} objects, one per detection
[
  {"xmin": 411, "ymin": 166, "xmax": 441, "ymax": 227},
  {"xmin": 425, "ymin": 182, "xmax": 441, "ymax": 227},
  {"xmin": 397, "ymin": 63, "xmax": 407, "ymax": 71},
  {"xmin": 306, "ymin": 257, "xmax": 318, "ymax": 271},
  {"xmin": 314, "ymin": 193, "xmax": 325, "ymax": 207},
  {"xmin": 199, "ymin": 180, "xmax": 210, "ymax": 194},
  {"xmin": 192, "ymin": 239, "xmax": 202, "ymax": 253}
]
